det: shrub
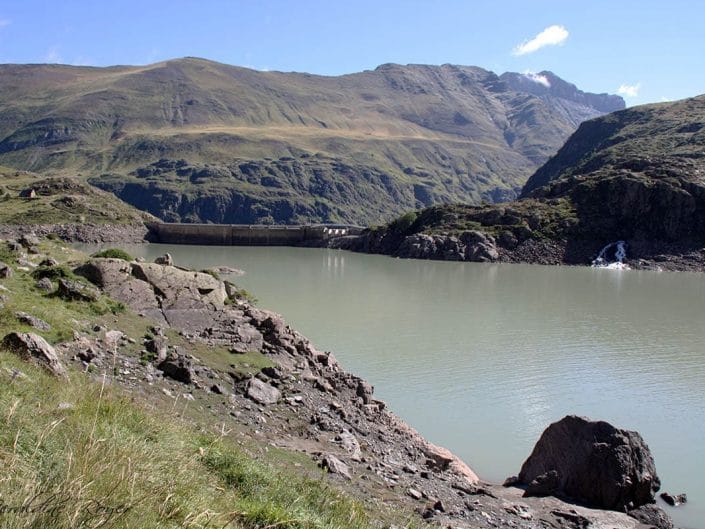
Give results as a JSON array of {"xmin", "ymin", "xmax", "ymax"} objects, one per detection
[
  {"xmin": 389, "ymin": 210, "xmax": 418, "ymax": 234},
  {"xmin": 92, "ymin": 248, "xmax": 134, "ymax": 261}
]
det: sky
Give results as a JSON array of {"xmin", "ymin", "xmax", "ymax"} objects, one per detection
[{"xmin": 0, "ymin": 0, "xmax": 703, "ymax": 106}]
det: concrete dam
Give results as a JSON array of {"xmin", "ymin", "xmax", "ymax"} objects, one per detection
[{"xmin": 147, "ymin": 222, "xmax": 364, "ymax": 246}]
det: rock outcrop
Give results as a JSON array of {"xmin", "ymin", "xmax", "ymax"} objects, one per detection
[
  {"xmin": 2, "ymin": 332, "xmax": 67, "ymax": 377},
  {"xmin": 517, "ymin": 415, "xmax": 661, "ymax": 512}
]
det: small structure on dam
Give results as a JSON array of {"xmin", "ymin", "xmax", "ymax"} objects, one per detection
[{"xmin": 147, "ymin": 222, "xmax": 364, "ymax": 246}]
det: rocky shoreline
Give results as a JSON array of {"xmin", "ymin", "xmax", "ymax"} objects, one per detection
[
  {"xmin": 1, "ymin": 234, "xmax": 679, "ymax": 529},
  {"xmin": 328, "ymin": 229, "xmax": 705, "ymax": 272},
  {"xmin": 0, "ymin": 223, "xmax": 151, "ymax": 244}
]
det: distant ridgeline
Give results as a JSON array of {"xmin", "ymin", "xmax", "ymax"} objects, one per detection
[{"xmin": 0, "ymin": 58, "xmax": 622, "ymax": 225}]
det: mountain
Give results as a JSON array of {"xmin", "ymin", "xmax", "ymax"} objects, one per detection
[
  {"xmin": 521, "ymin": 94, "xmax": 705, "ymax": 243},
  {"xmin": 0, "ymin": 58, "xmax": 623, "ymax": 225},
  {"xmin": 344, "ymin": 94, "xmax": 705, "ymax": 269}
]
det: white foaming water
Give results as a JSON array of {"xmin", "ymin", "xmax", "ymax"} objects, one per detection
[{"xmin": 592, "ymin": 240, "xmax": 629, "ymax": 269}]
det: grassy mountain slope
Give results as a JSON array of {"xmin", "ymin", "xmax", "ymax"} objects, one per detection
[
  {"xmin": 0, "ymin": 166, "xmax": 155, "ymax": 225},
  {"xmin": 0, "ymin": 58, "xmax": 622, "ymax": 225}
]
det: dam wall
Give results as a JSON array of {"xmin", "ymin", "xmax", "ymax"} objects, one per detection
[{"xmin": 148, "ymin": 222, "xmax": 364, "ymax": 246}]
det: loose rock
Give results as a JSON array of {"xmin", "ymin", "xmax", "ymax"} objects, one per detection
[
  {"xmin": 2, "ymin": 332, "xmax": 67, "ymax": 377},
  {"xmin": 57, "ymin": 279, "xmax": 100, "ymax": 302},
  {"xmin": 15, "ymin": 311, "xmax": 51, "ymax": 331},
  {"xmin": 35, "ymin": 277, "xmax": 54, "ymax": 292},
  {"xmin": 246, "ymin": 377, "xmax": 281, "ymax": 405},
  {"xmin": 321, "ymin": 454, "xmax": 351, "ymax": 479},
  {"xmin": 154, "ymin": 253, "xmax": 173, "ymax": 266},
  {"xmin": 0, "ymin": 261, "xmax": 12, "ymax": 278}
]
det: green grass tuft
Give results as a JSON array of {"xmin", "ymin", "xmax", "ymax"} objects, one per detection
[{"xmin": 92, "ymin": 248, "xmax": 134, "ymax": 261}]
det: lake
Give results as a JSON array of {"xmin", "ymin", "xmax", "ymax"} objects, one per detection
[{"xmin": 79, "ymin": 243, "xmax": 705, "ymax": 528}]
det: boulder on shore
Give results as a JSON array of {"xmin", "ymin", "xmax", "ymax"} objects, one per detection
[{"xmin": 516, "ymin": 415, "xmax": 661, "ymax": 511}]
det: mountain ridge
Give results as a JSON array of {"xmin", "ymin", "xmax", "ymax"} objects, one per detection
[{"xmin": 0, "ymin": 57, "xmax": 623, "ymax": 225}]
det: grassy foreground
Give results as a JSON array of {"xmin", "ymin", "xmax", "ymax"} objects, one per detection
[{"xmin": 0, "ymin": 356, "xmax": 372, "ymax": 529}]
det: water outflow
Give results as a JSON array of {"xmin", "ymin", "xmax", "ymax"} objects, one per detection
[{"xmin": 592, "ymin": 240, "xmax": 629, "ymax": 269}]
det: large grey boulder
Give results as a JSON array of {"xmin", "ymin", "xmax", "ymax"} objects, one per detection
[
  {"xmin": 131, "ymin": 263, "xmax": 227, "ymax": 310},
  {"xmin": 2, "ymin": 332, "xmax": 67, "ymax": 377},
  {"xmin": 517, "ymin": 415, "xmax": 661, "ymax": 511},
  {"xmin": 246, "ymin": 377, "xmax": 281, "ymax": 405},
  {"xmin": 74, "ymin": 258, "xmax": 160, "ymax": 311}
]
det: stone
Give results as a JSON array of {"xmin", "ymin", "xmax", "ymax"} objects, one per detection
[
  {"xmin": 335, "ymin": 430, "xmax": 362, "ymax": 461},
  {"xmin": 154, "ymin": 253, "xmax": 173, "ymax": 266},
  {"xmin": 18, "ymin": 234, "xmax": 41, "ymax": 248},
  {"xmin": 356, "ymin": 380, "xmax": 374, "ymax": 404},
  {"xmin": 524, "ymin": 470, "xmax": 560, "ymax": 497},
  {"xmin": 246, "ymin": 377, "xmax": 281, "ymax": 405},
  {"xmin": 659, "ymin": 492, "xmax": 687, "ymax": 506},
  {"xmin": 35, "ymin": 277, "xmax": 54, "ymax": 292},
  {"xmin": 130, "ymin": 262, "xmax": 227, "ymax": 310},
  {"xmin": 503, "ymin": 475, "xmax": 520, "ymax": 487},
  {"xmin": 0, "ymin": 261, "xmax": 12, "ymax": 278},
  {"xmin": 7, "ymin": 240, "xmax": 22, "ymax": 252},
  {"xmin": 57, "ymin": 279, "xmax": 100, "ymax": 302},
  {"xmin": 460, "ymin": 231, "xmax": 499, "ymax": 262},
  {"xmin": 518, "ymin": 415, "xmax": 661, "ymax": 510},
  {"xmin": 423, "ymin": 441, "xmax": 479, "ymax": 484},
  {"xmin": 2, "ymin": 332, "xmax": 67, "ymax": 377},
  {"xmin": 15, "ymin": 311, "xmax": 51, "ymax": 331},
  {"xmin": 210, "ymin": 383, "xmax": 227, "ymax": 395},
  {"xmin": 321, "ymin": 454, "xmax": 351, "ymax": 479},
  {"xmin": 145, "ymin": 336, "xmax": 168, "ymax": 363},
  {"xmin": 408, "ymin": 488, "xmax": 423, "ymax": 500},
  {"xmin": 39, "ymin": 257, "xmax": 59, "ymax": 267},
  {"xmin": 17, "ymin": 258, "xmax": 37, "ymax": 268},
  {"xmin": 157, "ymin": 354, "xmax": 194, "ymax": 384},
  {"xmin": 628, "ymin": 504, "xmax": 673, "ymax": 529}
]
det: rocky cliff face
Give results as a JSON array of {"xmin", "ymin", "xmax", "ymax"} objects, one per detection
[{"xmin": 0, "ymin": 58, "xmax": 622, "ymax": 225}]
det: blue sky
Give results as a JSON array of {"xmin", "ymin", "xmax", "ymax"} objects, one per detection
[{"xmin": 0, "ymin": 0, "xmax": 702, "ymax": 106}]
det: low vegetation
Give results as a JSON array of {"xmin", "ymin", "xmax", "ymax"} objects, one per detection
[
  {"xmin": 0, "ymin": 169, "xmax": 154, "ymax": 225},
  {"xmin": 0, "ymin": 356, "xmax": 372, "ymax": 529},
  {"xmin": 92, "ymin": 248, "xmax": 135, "ymax": 261}
]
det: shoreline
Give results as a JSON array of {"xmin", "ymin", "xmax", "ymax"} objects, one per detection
[{"xmin": 4, "ymin": 221, "xmax": 704, "ymax": 273}]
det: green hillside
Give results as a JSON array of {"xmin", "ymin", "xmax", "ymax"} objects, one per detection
[{"xmin": 0, "ymin": 58, "xmax": 622, "ymax": 225}]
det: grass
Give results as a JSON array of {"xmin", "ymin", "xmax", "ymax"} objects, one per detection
[
  {"xmin": 0, "ymin": 355, "xmax": 374, "ymax": 529},
  {"xmin": 92, "ymin": 249, "xmax": 134, "ymax": 261},
  {"xmin": 0, "ymin": 170, "xmax": 153, "ymax": 226}
]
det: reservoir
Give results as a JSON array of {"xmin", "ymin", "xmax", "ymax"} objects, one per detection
[{"xmin": 80, "ymin": 243, "xmax": 705, "ymax": 528}]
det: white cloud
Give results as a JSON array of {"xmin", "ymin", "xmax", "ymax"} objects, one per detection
[
  {"xmin": 0, "ymin": 19, "xmax": 10, "ymax": 28},
  {"xmin": 660, "ymin": 96, "xmax": 672, "ymax": 103},
  {"xmin": 523, "ymin": 71, "xmax": 551, "ymax": 88},
  {"xmin": 617, "ymin": 83, "xmax": 641, "ymax": 98},
  {"xmin": 513, "ymin": 25, "xmax": 569, "ymax": 56},
  {"xmin": 44, "ymin": 47, "xmax": 62, "ymax": 63}
]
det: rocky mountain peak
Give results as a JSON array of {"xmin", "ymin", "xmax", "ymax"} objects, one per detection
[{"xmin": 500, "ymin": 71, "xmax": 625, "ymax": 114}]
